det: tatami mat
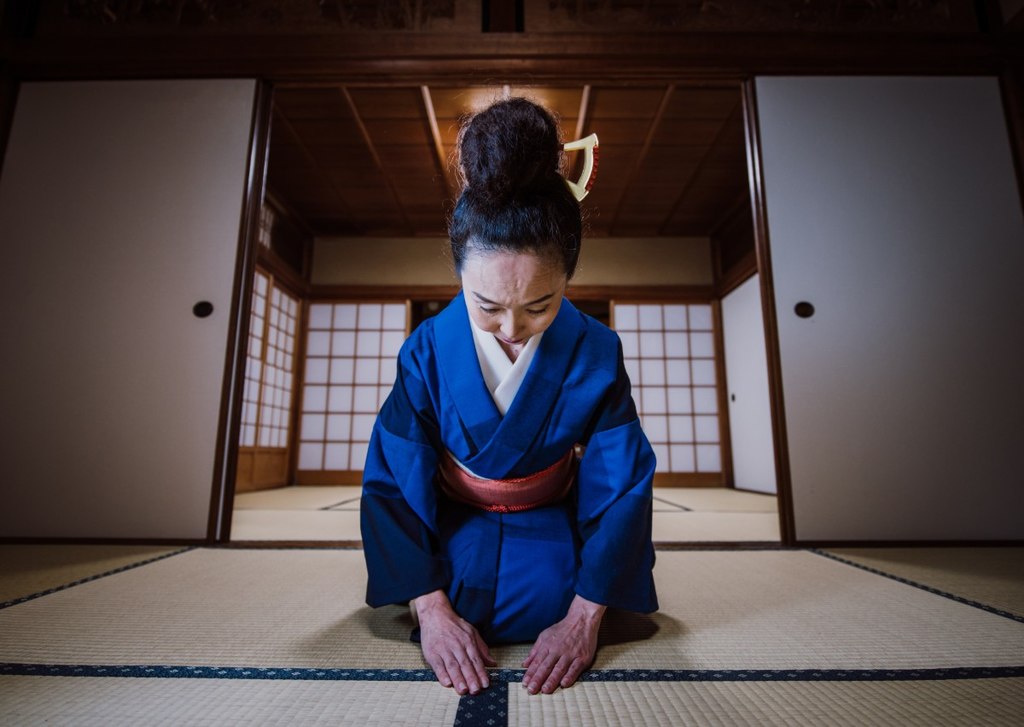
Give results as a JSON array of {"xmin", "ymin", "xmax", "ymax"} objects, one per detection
[
  {"xmin": 0, "ymin": 545, "xmax": 180, "ymax": 606},
  {"xmin": 230, "ymin": 486, "xmax": 781, "ymax": 543},
  {"xmin": 823, "ymin": 547, "xmax": 1024, "ymax": 618},
  {"xmin": 654, "ymin": 488, "xmax": 778, "ymax": 513},
  {"xmin": 652, "ymin": 511, "xmax": 779, "ymax": 542},
  {"xmin": 234, "ymin": 486, "xmax": 362, "ymax": 511},
  {"xmin": 0, "ymin": 675, "xmax": 459, "ymax": 727},
  {"xmin": 1, "ymin": 546, "xmax": 1021, "ymax": 726},
  {"xmin": 1, "ymin": 548, "xmax": 1020, "ymax": 672},
  {"xmin": 506, "ymin": 677, "xmax": 1024, "ymax": 727},
  {"xmin": 230, "ymin": 509, "xmax": 362, "ymax": 542}
]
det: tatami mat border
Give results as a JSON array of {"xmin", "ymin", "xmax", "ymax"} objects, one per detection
[
  {"xmin": 810, "ymin": 549, "xmax": 1024, "ymax": 624},
  {"xmin": 3, "ymin": 664, "xmax": 1022, "ymax": 682},
  {"xmin": 0, "ymin": 548, "xmax": 195, "ymax": 611},
  {"xmin": 320, "ymin": 498, "xmax": 361, "ymax": 510}
]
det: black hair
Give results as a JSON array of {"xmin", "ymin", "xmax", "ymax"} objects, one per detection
[{"xmin": 449, "ymin": 97, "xmax": 582, "ymax": 279}]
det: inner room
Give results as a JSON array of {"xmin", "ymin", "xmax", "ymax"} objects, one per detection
[{"xmin": 230, "ymin": 82, "xmax": 780, "ymax": 544}]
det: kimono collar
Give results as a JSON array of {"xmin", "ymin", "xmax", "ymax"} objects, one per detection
[{"xmin": 433, "ymin": 291, "xmax": 585, "ymax": 478}]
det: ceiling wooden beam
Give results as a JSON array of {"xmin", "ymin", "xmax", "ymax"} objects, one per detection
[
  {"xmin": 566, "ymin": 83, "xmax": 593, "ymax": 183},
  {"xmin": 658, "ymin": 97, "xmax": 744, "ymax": 236},
  {"xmin": 573, "ymin": 84, "xmax": 592, "ymax": 142},
  {"xmin": 608, "ymin": 83, "xmax": 674, "ymax": 236},
  {"xmin": 272, "ymin": 103, "xmax": 356, "ymax": 226},
  {"xmin": 421, "ymin": 85, "xmax": 456, "ymax": 201},
  {"xmin": 339, "ymin": 85, "xmax": 415, "ymax": 236},
  {"xmin": 6, "ymin": 33, "xmax": 1007, "ymax": 82}
]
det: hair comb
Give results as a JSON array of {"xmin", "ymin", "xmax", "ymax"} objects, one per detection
[{"xmin": 563, "ymin": 133, "xmax": 600, "ymax": 202}]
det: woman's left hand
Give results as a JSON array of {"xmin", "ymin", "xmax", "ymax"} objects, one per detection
[{"xmin": 522, "ymin": 594, "xmax": 606, "ymax": 694}]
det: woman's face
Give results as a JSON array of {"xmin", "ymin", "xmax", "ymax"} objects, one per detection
[{"xmin": 460, "ymin": 249, "xmax": 567, "ymax": 358}]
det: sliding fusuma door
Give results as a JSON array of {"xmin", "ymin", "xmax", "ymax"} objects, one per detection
[
  {"xmin": 0, "ymin": 80, "xmax": 258, "ymax": 539},
  {"xmin": 755, "ymin": 76, "xmax": 1024, "ymax": 541}
]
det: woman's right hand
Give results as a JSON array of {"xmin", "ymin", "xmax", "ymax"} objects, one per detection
[{"xmin": 413, "ymin": 589, "xmax": 496, "ymax": 694}]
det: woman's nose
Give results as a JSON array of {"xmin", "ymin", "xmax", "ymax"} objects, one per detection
[{"xmin": 500, "ymin": 314, "xmax": 522, "ymax": 339}]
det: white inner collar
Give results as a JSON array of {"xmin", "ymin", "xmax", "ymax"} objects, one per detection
[{"xmin": 468, "ymin": 315, "xmax": 543, "ymax": 417}]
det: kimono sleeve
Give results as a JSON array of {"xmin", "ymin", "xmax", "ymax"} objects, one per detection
[
  {"xmin": 574, "ymin": 343, "xmax": 659, "ymax": 614},
  {"xmin": 360, "ymin": 354, "xmax": 448, "ymax": 608}
]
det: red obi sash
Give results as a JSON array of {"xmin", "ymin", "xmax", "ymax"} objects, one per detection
[{"xmin": 437, "ymin": 449, "xmax": 577, "ymax": 514}]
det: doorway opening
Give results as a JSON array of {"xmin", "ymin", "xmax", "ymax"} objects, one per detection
[{"xmin": 227, "ymin": 81, "xmax": 781, "ymax": 545}]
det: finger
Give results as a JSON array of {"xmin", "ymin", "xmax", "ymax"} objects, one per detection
[
  {"xmin": 427, "ymin": 657, "xmax": 454, "ymax": 690},
  {"xmin": 475, "ymin": 634, "xmax": 498, "ymax": 668},
  {"xmin": 441, "ymin": 653, "xmax": 471, "ymax": 695},
  {"xmin": 467, "ymin": 642, "xmax": 493, "ymax": 688},
  {"xmin": 522, "ymin": 650, "xmax": 545, "ymax": 688},
  {"xmin": 542, "ymin": 655, "xmax": 572, "ymax": 694},
  {"xmin": 525, "ymin": 653, "xmax": 559, "ymax": 695},
  {"xmin": 560, "ymin": 657, "xmax": 589, "ymax": 688},
  {"xmin": 460, "ymin": 650, "xmax": 487, "ymax": 693}
]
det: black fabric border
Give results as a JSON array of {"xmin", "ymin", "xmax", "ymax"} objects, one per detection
[
  {"xmin": 2, "ymin": 664, "xmax": 1022, "ymax": 682},
  {"xmin": 0, "ymin": 548, "xmax": 195, "ymax": 611},
  {"xmin": 810, "ymin": 549, "xmax": 1024, "ymax": 624}
]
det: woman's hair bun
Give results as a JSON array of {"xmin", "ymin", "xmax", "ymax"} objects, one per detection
[{"xmin": 458, "ymin": 97, "xmax": 562, "ymax": 204}]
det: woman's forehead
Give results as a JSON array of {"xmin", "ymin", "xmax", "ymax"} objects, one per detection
[{"xmin": 462, "ymin": 249, "xmax": 566, "ymax": 304}]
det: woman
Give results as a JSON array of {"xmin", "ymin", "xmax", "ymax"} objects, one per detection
[{"xmin": 361, "ymin": 97, "xmax": 658, "ymax": 696}]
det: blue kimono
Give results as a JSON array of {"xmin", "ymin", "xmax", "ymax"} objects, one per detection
[{"xmin": 361, "ymin": 293, "xmax": 658, "ymax": 643}]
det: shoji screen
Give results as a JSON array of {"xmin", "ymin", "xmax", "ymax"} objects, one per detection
[
  {"xmin": 612, "ymin": 301, "xmax": 725, "ymax": 485},
  {"xmin": 296, "ymin": 301, "xmax": 409, "ymax": 484},
  {"xmin": 236, "ymin": 270, "xmax": 300, "ymax": 492}
]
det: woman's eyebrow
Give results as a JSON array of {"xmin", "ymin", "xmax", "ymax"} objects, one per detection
[{"xmin": 473, "ymin": 291, "xmax": 555, "ymax": 306}]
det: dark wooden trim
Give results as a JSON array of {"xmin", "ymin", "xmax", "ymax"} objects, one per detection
[
  {"xmin": 710, "ymin": 191, "xmax": 757, "ymax": 297},
  {"xmin": 572, "ymin": 284, "xmax": 716, "ymax": 301},
  {"xmin": 309, "ymin": 284, "xmax": 461, "ymax": 301},
  {"xmin": 716, "ymin": 250, "xmax": 758, "ymax": 298},
  {"xmin": 711, "ymin": 299, "xmax": 734, "ymax": 490},
  {"xmin": 219, "ymin": 541, "xmax": 364, "ymax": 549},
  {"xmin": 1, "ymin": 32, "xmax": 1012, "ymax": 82},
  {"xmin": 653, "ymin": 473, "xmax": 725, "ymax": 488},
  {"xmin": 306, "ymin": 284, "xmax": 718, "ymax": 301},
  {"xmin": 797, "ymin": 539, "xmax": 1024, "ymax": 548},
  {"xmin": 295, "ymin": 470, "xmax": 365, "ymax": 486},
  {"xmin": 0, "ymin": 537, "xmax": 207, "ymax": 546},
  {"xmin": 999, "ymin": 62, "xmax": 1024, "ymax": 217},
  {"xmin": 0, "ymin": 67, "xmax": 17, "ymax": 179},
  {"xmin": 255, "ymin": 246, "xmax": 310, "ymax": 300},
  {"xmin": 654, "ymin": 542, "xmax": 790, "ymax": 550},
  {"xmin": 207, "ymin": 78, "xmax": 274, "ymax": 544},
  {"xmin": 741, "ymin": 78, "xmax": 796, "ymax": 548}
]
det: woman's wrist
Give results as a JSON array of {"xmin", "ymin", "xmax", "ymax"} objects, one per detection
[
  {"xmin": 413, "ymin": 589, "xmax": 452, "ymax": 621},
  {"xmin": 568, "ymin": 594, "xmax": 607, "ymax": 624}
]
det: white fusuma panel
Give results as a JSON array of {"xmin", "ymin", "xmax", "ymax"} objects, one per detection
[
  {"xmin": 756, "ymin": 76, "xmax": 1024, "ymax": 541},
  {"xmin": 0, "ymin": 80, "xmax": 257, "ymax": 538}
]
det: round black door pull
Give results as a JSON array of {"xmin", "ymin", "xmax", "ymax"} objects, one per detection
[
  {"xmin": 193, "ymin": 301, "xmax": 214, "ymax": 318},
  {"xmin": 794, "ymin": 301, "xmax": 815, "ymax": 319}
]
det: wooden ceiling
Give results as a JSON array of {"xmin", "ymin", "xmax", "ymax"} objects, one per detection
[{"xmin": 267, "ymin": 83, "xmax": 749, "ymax": 239}]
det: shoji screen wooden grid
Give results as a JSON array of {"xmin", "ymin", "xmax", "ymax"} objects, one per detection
[
  {"xmin": 612, "ymin": 302, "xmax": 724, "ymax": 485},
  {"xmin": 237, "ymin": 270, "xmax": 300, "ymax": 492},
  {"xmin": 297, "ymin": 301, "xmax": 409, "ymax": 484}
]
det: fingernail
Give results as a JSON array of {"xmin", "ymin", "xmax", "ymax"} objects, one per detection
[{"xmin": 482, "ymin": 680, "xmax": 490, "ymax": 689}]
